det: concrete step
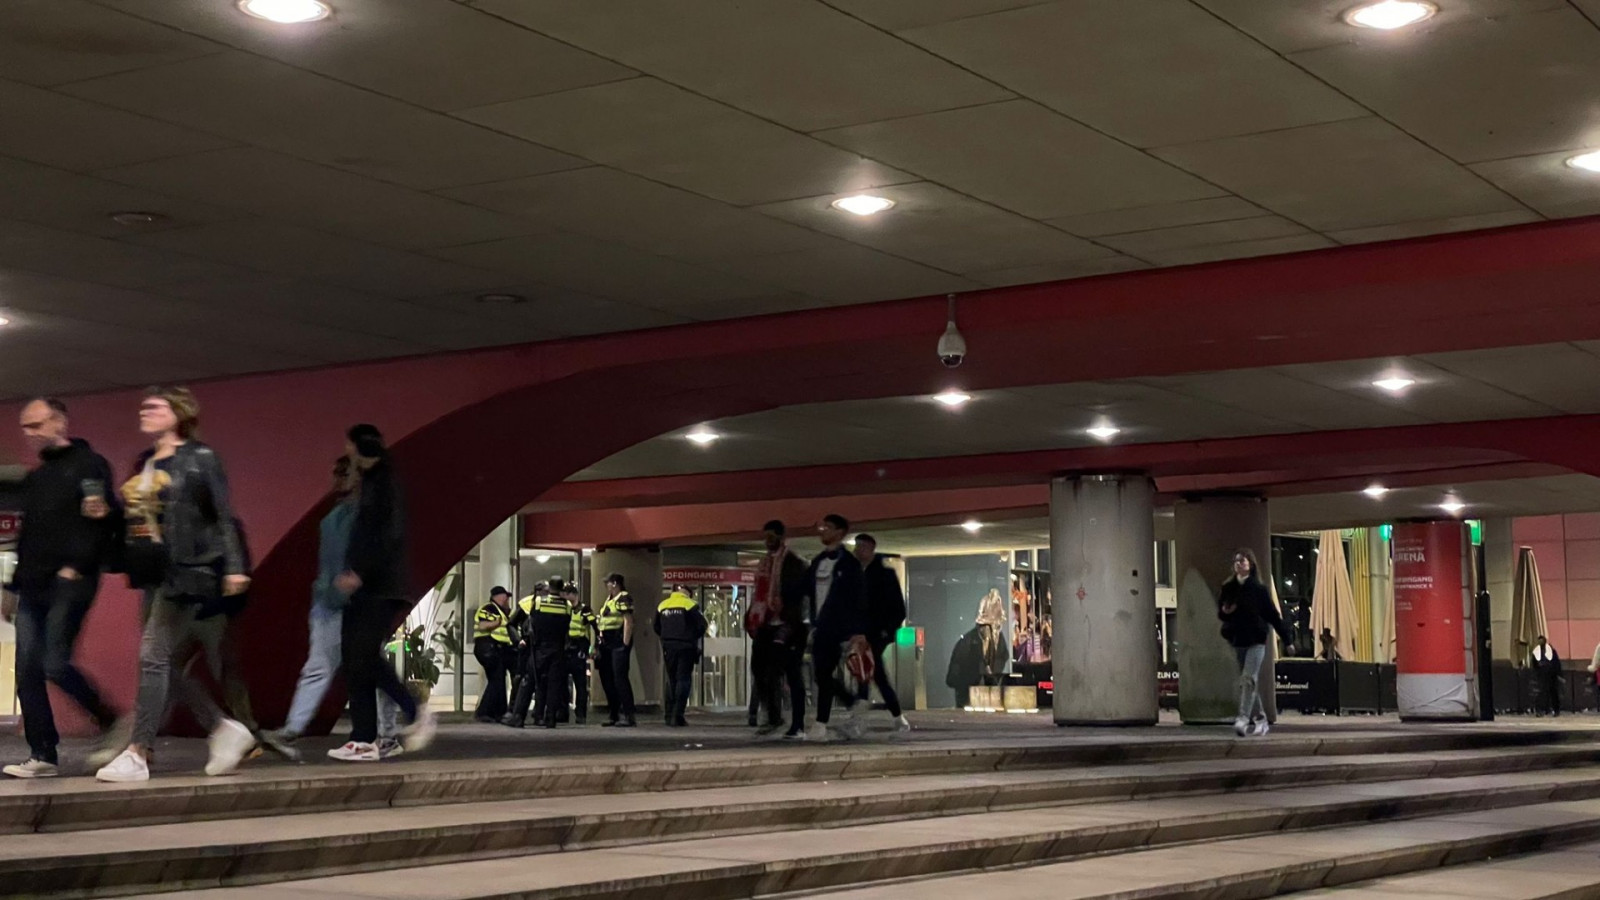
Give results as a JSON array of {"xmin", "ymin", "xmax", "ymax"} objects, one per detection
[
  {"xmin": 5, "ymin": 744, "xmax": 1594, "ymax": 899},
  {"xmin": 83, "ymin": 766, "xmax": 1600, "ymax": 900},
  {"xmin": 1296, "ymin": 838, "xmax": 1600, "ymax": 898},
  {"xmin": 2, "ymin": 726, "xmax": 1592, "ymax": 834}
]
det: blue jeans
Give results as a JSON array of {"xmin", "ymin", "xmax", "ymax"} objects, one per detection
[
  {"xmin": 283, "ymin": 605, "xmax": 396, "ymax": 738},
  {"xmin": 1235, "ymin": 644, "xmax": 1267, "ymax": 724}
]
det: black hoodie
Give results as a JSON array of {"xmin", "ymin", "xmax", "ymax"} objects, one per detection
[{"xmin": 10, "ymin": 438, "xmax": 120, "ymax": 593}]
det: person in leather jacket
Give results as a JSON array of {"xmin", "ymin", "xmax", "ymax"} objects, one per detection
[{"xmin": 96, "ymin": 387, "xmax": 255, "ymax": 783}]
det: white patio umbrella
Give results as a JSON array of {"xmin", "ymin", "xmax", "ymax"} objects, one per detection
[
  {"xmin": 1509, "ymin": 546, "xmax": 1549, "ymax": 667},
  {"xmin": 1310, "ymin": 530, "xmax": 1360, "ymax": 662}
]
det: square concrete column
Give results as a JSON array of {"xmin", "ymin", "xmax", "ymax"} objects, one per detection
[
  {"xmin": 591, "ymin": 547, "xmax": 663, "ymax": 713},
  {"xmin": 1051, "ymin": 475, "xmax": 1158, "ymax": 726},
  {"xmin": 1174, "ymin": 494, "xmax": 1273, "ymax": 725}
]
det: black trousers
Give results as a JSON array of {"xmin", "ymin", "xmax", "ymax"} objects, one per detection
[
  {"xmin": 811, "ymin": 636, "xmax": 854, "ymax": 725},
  {"xmin": 752, "ymin": 636, "xmax": 806, "ymax": 729},
  {"xmin": 566, "ymin": 647, "xmax": 590, "ymax": 722},
  {"xmin": 1537, "ymin": 672, "xmax": 1563, "ymax": 715},
  {"xmin": 858, "ymin": 638, "xmax": 903, "ymax": 717},
  {"xmin": 473, "ymin": 639, "xmax": 511, "ymax": 720},
  {"xmin": 531, "ymin": 645, "xmax": 565, "ymax": 726},
  {"xmin": 597, "ymin": 638, "xmax": 635, "ymax": 722},
  {"xmin": 341, "ymin": 595, "xmax": 417, "ymax": 744},
  {"xmin": 662, "ymin": 645, "xmax": 698, "ymax": 722},
  {"xmin": 508, "ymin": 646, "xmax": 536, "ymax": 722},
  {"xmin": 15, "ymin": 576, "xmax": 114, "ymax": 763}
]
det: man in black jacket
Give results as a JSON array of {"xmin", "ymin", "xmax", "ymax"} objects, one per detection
[
  {"xmin": 655, "ymin": 585, "xmax": 708, "ymax": 727},
  {"xmin": 1531, "ymin": 635, "xmax": 1563, "ymax": 717},
  {"xmin": 853, "ymin": 534, "xmax": 912, "ymax": 734},
  {"xmin": 804, "ymin": 514, "xmax": 868, "ymax": 742},
  {"xmin": 330, "ymin": 424, "xmax": 434, "ymax": 762},
  {"xmin": 1, "ymin": 399, "xmax": 120, "ymax": 778},
  {"xmin": 748, "ymin": 520, "xmax": 809, "ymax": 738}
]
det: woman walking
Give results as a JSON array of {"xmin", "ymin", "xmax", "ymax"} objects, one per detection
[
  {"xmin": 1218, "ymin": 548, "xmax": 1292, "ymax": 738},
  {"xmin": 328, "ymin": 424, "xmax": 436, "ymax": 762},
  {"xmin": 96, "ymin": 387, "xmax": 256, "ymax": 783}
]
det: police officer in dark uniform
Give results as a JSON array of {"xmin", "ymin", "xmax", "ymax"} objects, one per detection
[
  {"xmin": 472, "ymin": 587, "xmax": 514, "ymax": 722},
  {"xmin": 562, "ymin": 583, "xmax": 598, "ymax": 725},
  {"xmin": 527, "ymin": 585, "xmax": 572, "ymax": 729},
  {"xmin": 502, "ymin": 582, "xmax": 547, "ymax": 728},
  {"xmin": 597, "ymin": 573, "xmax": 637, "ymax": 727},
  {"xmin": 655, "ymin": 585, "xmax": 708, "ymax": 727}
]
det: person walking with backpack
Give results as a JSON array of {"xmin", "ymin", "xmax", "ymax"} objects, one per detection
[
  {"xmin": 1218, "ymin": 547, "xmax": 1292, "ymax": 738},
  {"xmin": 853, "ymin": 534, "xmax": 912, "ymax": 733}
]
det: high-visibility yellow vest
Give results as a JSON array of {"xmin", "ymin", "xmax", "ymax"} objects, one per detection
[
  {"xmin": 599, "ymin": 591, "xmax": 633, "ymax": 632},
  {"xmin": 534, "ymin": 596, "xmax": 570, "ymax": 617},
  {"xmin": 475, "ymin": 603, "xmax": 510, "ymax": 644},
  {"xmin": 657, "ymin": 591, "xmax": 698, "ymax": 613},
  {"xmin": 569, "ymin": 605, "xmax": 597, "ymax": 640}
]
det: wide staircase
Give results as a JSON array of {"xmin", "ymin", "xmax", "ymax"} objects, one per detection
[{"xmin": 5, "ymin": 725, "xmax": 1600, "ymax": 899}]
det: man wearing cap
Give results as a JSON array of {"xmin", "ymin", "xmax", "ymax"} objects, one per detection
[
  {"xmin": 597, "ymin": 573, "xmax": 638, "ymax": 727},
  {"xmin": 564, "ymin": 583, "xmax": 599, "ymax": 725},
  {"xmin": 472, "ymin": 587, "xmax": 515, "ymax": 723}
]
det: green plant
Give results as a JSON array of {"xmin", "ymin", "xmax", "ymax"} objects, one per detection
[
  {"xmin": 401, "ymin": 624, "xmax": 443, "ymax": 687},
  {"xmin": 431, "ymin": 612, "xmax": 464, "ymax": 673}
]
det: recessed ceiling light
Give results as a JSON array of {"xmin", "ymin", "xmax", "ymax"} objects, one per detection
[
  {"xmin": 1086, "ymin": 424, "xmax": 1121, "ymax": 441},
  {"xmin": 961, "ymin": 520, "xmax": 984, "ymax": 534},
  {"xmin": 1439, "ymin": 498, "xmax": 1466, "ymax": 514},
  {"xmin": 1372, "ymin": 376, "xmax": 1416, "ymax": 394},
  {"xmin": 1566, "ymin": 151, "xmax": 1600, "ymax": 173},
  {"xmin": 239, "ymin": 0, "xmax": 331, "ymax": 23},
  {"xmin": 831, "ymin": 195, "xmax": 895, "ymax": 216},
  {"xmin": 933, "ymin": 390, "xmax": 971, "ymax": 408},
  {"xmin": 475, "ymin": 292, "xmax": 526, "ymax": 304},
  {"xmin": 1363, "ymin": 485, "xmax": 1390, "ymax": 499},
  {"xmin": 109, "ymin": 211, "xmax": 167, "ymax": 226},
  {"xmin": 1344, "ymin": 1, "xmax": 1436, "ymax": 30},
  {"xmin": 685, "ymin": 427, "xmax": 720, "ymax": 445},
  {"xmin": 0, "ymin": 315, "xmax": 12, "ymax": 328},
  {"xmin": 535, "ymin": 554, "xmax": 551, "ymax": 564}
]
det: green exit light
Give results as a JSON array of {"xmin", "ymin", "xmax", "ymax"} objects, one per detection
[
  {"xmin": 896, "ymin": 626, "xmax": 916, "ymax": 647},
  {"xmin": 1379, "ymin": 524, "xmax": 1393, "ymax": 541},
  {"xmin": 1469, "ymin": 519, "xmax": 1483, "ymax": 546}
]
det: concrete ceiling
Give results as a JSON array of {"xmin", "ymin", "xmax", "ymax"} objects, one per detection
[
  {"xmin": 4, "ymin": 0, "xmax": 1600, "ymax": 394},
  {"xmin": 574, "ymin": 341, "xmax": 1600, "ymax": 480}
]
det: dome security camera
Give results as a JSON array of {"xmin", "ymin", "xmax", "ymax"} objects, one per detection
[{"xmin": 938, "ymin": 294, "xmax": 966, "ymax": 368}]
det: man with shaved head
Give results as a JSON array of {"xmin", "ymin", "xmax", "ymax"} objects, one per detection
[{"xmin": 1, "ymin": 398, "xmax": 120, "ymax": 778}]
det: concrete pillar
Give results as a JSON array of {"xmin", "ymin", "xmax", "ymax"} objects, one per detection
[
  {"xmin": 1174, "ymin": 494, "xmax": 1272, "ymax": 725},
  {"xmin": 1481, "ymin": 518, "xmax": 1515, "ymax": 661},
  {"xmin": 591, "ymin": 547, "xmax": 663, "ymax": 712},
  {"xmin": 1051, "ymin": 475, "xmax": 1158, "ymax": 726}
]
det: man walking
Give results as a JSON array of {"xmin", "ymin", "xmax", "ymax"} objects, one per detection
[
  {"xmin": 2, "ymin": 399, "xmax": 120, "ymax": 778},
  {"xmin": 804, "ymin": 514, "xmax": 868, "ymax": 742},
  {"xmin": 655, "ymin": 585, "xmax": 707, "ymax": 727},
  {"xmin": 853, "ymin": 534, "xmax": 912, "ymax": 734},
  {"xmin": 597, "ymin": 573, "xmax": 638, "ymax": 727},
  {"xmin": 1531, "ymin": 635, "xmax": 1563, "ymax": 717},
  {"xmin": 747, "ymin": 521, "xmax": 808, "ymax": 737}
]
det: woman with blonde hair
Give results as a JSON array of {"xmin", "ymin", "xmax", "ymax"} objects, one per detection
[{"xmin": 96, "ymin": 387, "xmax": 256, "ymax": 782}]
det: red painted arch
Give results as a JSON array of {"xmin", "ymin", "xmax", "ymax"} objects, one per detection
[{"xmin": 21, "ymin": 215, "xmax": 1600, "ymax": 732}]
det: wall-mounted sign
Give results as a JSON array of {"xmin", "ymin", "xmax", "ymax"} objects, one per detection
[{"xmin": 662, "ymin": 566, "xmax": 756, "ymax": 587}]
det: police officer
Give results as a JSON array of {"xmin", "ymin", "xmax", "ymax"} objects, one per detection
[
  {"xmin": 597, "ymin": 573, "xmax": 638, "ymax": 727},
  {"xmin": 526, "ymin": 584, "xmax": 572, "ymax": 729},
  {"xmin": 472, "ymin": 587, "xmax": 514, "ymax": 723},
  {"xmin": 502, "ymin": 582, "xmax": 548, "ymax": 728},
  {"xmin": 563, "ymin": 583, "xmax": 598, "ymax": 725},
  {"xmin": 655, "ymin": 585, "xmax": 707, "ymax": 728}
]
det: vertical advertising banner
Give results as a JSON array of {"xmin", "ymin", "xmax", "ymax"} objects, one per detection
[{"xmin": 1392, "ymin": 521, "xmax": 1478, "ymax": 720}]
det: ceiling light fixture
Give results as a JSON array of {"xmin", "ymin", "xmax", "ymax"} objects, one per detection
[
  {"xmin": 831, "ymin": 194, "xmax": 895, "ymax": 216},
  {"xmin": 0, "ymin": 315, "xmax": 12, "ymax": 328},
  {"xmin": 961, "ymin": 520, "xmax": 984, "ymax": 534},
  {"xmin": 1566, "ymin": 151, "xmax": 1600, "ymax": 173},
  {"xmin": 109, "ymin": 211, "xmax": 167, "ymax": 226},
  {"xmin": 1363, "ymin": 485, "xmax": 1390, "ymax": 499},
  {"xmin": 933, "ymin": 390, "xmax": 971, "ymax": 408},
  {"xmin": 535, "ymin": 554, "xmax": 551, "ymax": 564},
  {"xmin": 239, "ymin": 0, "xmax": 331, "ymax": 23},
  {"xmin": 1086, "ymin": 424, "xmax": 1121, "ymax": 441},
  {"xmin": 1439, "ymin": 498, "xmax": 1466, "ymax": 515},
  {"xmin": 474, "ymin": 292, "xmax": 526, "ymax": 304},
  {"xmin": 685, "ymin": 427, "xmax": 720, "ymax": 445},
  {"xmin": 1344, "ymin": 0, "xmax": 1436, "ymax": 30},
  {"xmin": 1372, "ymin": 376, "xmax": 1416, "ymax": 394}
]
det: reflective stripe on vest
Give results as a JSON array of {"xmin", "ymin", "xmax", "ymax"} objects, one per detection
[
  {"xmin": 599, "ymin": 592, "xmax": 631, "ymax": 632},
  {"xmin": 535, "ymin": 597, "xmax": 569, "ymax": 617},
  {"xmin": 569, "ymin": 608, "xmax": 595, "ymax": 639},
  {"xmin": 475, "ymin": 604, "xmax": 511, "ymax": 644}
]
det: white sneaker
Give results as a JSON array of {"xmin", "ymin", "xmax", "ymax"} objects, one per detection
[
  {"xmin": 402, "ymin": 705, "xmax": 437, "ymax": 753},
  {"xmin": 806, "ymin": 721, "xmax": 831, "ymax": 743},
  {"xmin": 1252, "ymin": 720, "xmax": 1271, "ymax": 738},
  {"xmin": 1233, "ymin": 717, "xmax": 1249, "ymax": 737},
  {"xmin": 87, "ymin": 718, "xmax": 133, "ymax": 769},
  {"xmin": 328, "ymin": 741, "xmax": 381, "ymax": 762},
  {"xmin": 376, "ymin": 737, "xmax": 405, "ymax": 759},
  {"xmin": 96, "ymin": 749, "xmax": 150, "ymax": 783},
  {"xmin": 894, "ymin": 715, "xmax": 913, "ymax": 734},
  {"xmin": 3, "ymin": 758, "xmax": 57, "ymax": 779},
  {"xmin": 204, "ymin": 719, "xmax": 256, "ymax": 777}
]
